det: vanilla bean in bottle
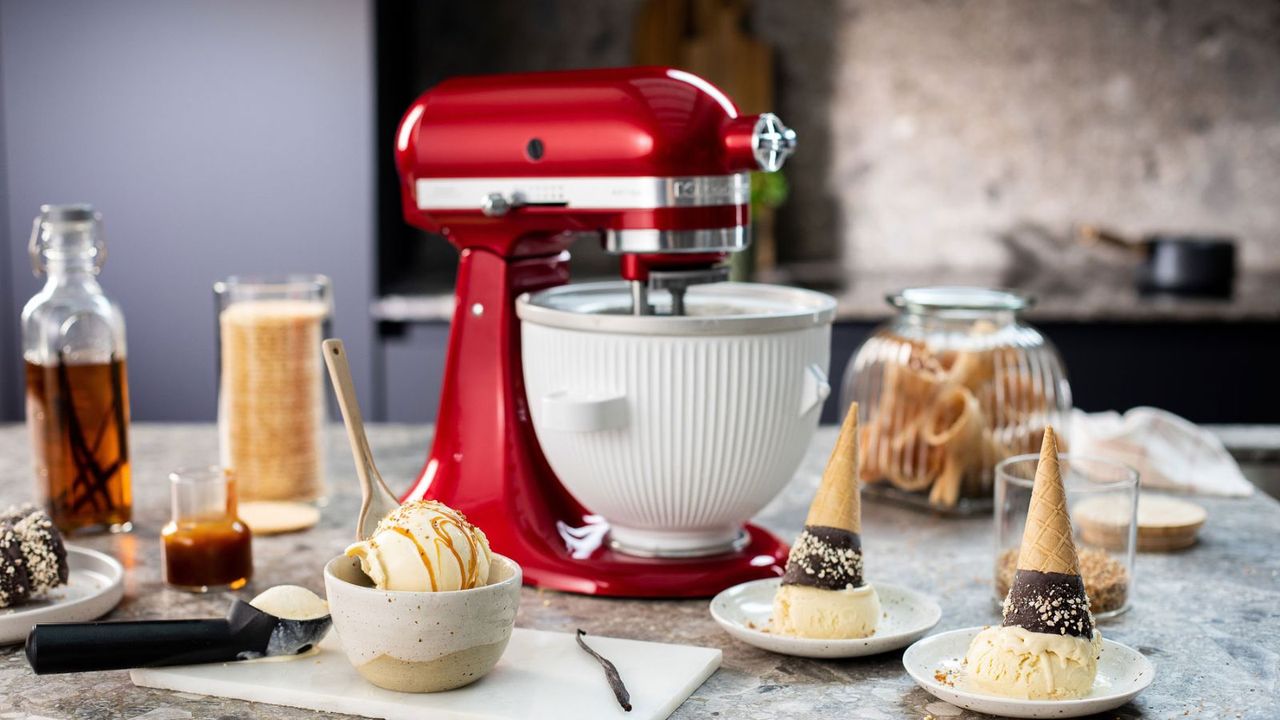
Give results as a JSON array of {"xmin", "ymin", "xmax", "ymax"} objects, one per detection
[{"xmin": 22, "ymin": 205, "xmax": 132, "ymax": 534}]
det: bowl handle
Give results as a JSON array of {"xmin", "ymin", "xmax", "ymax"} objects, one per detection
[
  {"xmin": 800, "ymin": 363, "xmax": 831, "ymax": 417},
  {"xmin": 541, "ymin": 391, "xmax": 628, "ymax": 432}
]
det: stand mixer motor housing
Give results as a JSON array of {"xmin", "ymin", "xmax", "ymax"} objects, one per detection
[{"xmin": 395, "ymin": 67, "xmax": 798, "ymax": 597}]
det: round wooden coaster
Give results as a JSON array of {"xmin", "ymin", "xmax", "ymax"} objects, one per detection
[
  {"xmin": 239, "ymin": 501, "xmax": 321, "ymax": 536},
  {"xmin": 1133, "ymin": 495, "xmax": 1207, "ymax": 551},
  {"xmin": 1075, "ymin": 494, "xmax": 1206, "ymax": 552}
]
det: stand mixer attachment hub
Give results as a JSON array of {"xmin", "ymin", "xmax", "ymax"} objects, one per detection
[
  {"xmin": 619, "ymin": 253, "xmax": 731, "ymax": 316},
  {"xmin": 639, "ymin": 266, "xmax": 731, "ymax": 316}
]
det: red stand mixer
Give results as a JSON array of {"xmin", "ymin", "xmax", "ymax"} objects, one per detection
[{"xmin": 395, "ymin": 67, "xmax": 801, "ymax": 597}]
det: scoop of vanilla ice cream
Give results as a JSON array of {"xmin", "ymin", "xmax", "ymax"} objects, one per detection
[
  {"xmin": 345, "ymin": 500, "xmax": 492, "ymax": 592},
  {"xmin": 250, "ymin": 585, "xmax": 330, "ymax": 620},
  {"xmin": 772, "ymin": 583, "xmax": 880, "ymax": 639},
  {"xmin": 965, "ymin": 625, "xmax": 1101, "ymax": 700}
]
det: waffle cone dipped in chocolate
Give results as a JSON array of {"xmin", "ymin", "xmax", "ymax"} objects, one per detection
[
  {"xmin": 772, "ymin": 404, "xmax": 881, "ymax": 639},
  {"xmin": 964, "ymin": 427, "xmax": 1100, "ymax": 700},
  {"xmin": 1002, "ymin": 427, "xmax": 1094, "ymax": 637}
]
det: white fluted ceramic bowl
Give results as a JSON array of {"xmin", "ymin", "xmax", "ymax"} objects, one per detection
[{"xmin": 518, "ymin": 282, "xmax": 836, "ymax": 557}]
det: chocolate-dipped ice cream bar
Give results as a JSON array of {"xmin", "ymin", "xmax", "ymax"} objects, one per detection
[
  {"xmin": 772, "ymin": 403, "xmax": 881, "ymax": 639},
  {"xmin": 964, "ymin": 427, "xmax": 1101, "ymax": 699},
  {"xmin": 0, "ymin": 505, "xmax": 69, "ymax": 609}
]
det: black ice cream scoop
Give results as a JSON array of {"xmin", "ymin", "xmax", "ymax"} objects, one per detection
[{"xmin": 25, "ymin": 597, "xmax": 332, "ymax": 674}]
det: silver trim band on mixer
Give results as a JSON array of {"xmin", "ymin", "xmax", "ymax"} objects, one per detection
[
  {"xmin": 414, "ymin": 173, "xmax": 750, "ymax": 211},
  {"xmin": 604, "ymin": 226, "xmax": 749, "ymax": 254}
]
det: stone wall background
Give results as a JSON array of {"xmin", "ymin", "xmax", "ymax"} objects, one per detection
[
  {"xmin": 808, "ymin": 0, "xmax": 1280, "ymax": 279},
  {"xmin": 395, "ymin": 0, "xmax": 1280, "ymax": 284}
]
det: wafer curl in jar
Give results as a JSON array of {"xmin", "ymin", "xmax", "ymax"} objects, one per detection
[{"xmin": 841, "ymin": 288, "xmax": 1071, "ymax": 514}]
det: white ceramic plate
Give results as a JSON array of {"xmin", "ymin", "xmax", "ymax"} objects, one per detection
[
  {"xmin": 710, "ymin": 579, "xmax": 941, "ymax": 658},
  {"xmin": 0, "ymin": 545, "xmax": 125, "ymax": 645},
  {"xmin": 903, "ymin": 627, "xmax": 1155, "ymax": 719}
]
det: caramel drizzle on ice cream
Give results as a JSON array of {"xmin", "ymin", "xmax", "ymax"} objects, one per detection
[
  {"xmin": 366, "ymin": 501, "xmax": 484, "ymax": 592},
  {"xmin": 389, "ymin": 526, "xmax": 439, "ymax": 592},
  {"xmin": 429, "ymin": 513, "xmax": 482, "ymax": 590}
]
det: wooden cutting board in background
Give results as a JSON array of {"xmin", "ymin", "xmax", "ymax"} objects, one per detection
[
  {"xmin": 634, "ymin": 0, "xmax": 780, "ymax": 272},
  {"xmin": 635, "ymin": 0, "xmax": 772, "ymax": 115}
]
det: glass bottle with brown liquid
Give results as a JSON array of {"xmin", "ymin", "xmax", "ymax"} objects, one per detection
[{"xmin": 22, "ymin": 205, "xmax": 132, "ymax": 534}]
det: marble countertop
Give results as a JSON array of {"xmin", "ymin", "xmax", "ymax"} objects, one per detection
[{"xmin": 1, "ymin": 423, "xmax": 1278, "ymax": 719}]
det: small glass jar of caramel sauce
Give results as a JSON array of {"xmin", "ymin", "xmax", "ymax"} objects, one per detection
[{"xmin": 162, "ymin": 466, "xmax": 252, "ymax": 592}]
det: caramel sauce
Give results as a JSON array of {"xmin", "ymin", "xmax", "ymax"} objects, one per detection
[
  {"xmin": 390, "ymin": 526, "xmax": 438, "ymax": 592},
  {"xmin": 162, "ymin": 519, "xmax": 252, "ymax": 591}
]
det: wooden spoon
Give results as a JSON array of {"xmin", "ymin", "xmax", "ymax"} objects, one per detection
[{"xmin": 321, "ymin": 338, "xmax": 399, "ymax": 540}]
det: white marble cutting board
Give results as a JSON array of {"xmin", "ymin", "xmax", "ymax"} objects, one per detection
[{"xmin": 131, "ymin": 628, "xmax": 721, "ymax": 720}]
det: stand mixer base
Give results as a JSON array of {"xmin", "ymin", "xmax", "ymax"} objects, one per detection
[
  {"xmin": 608, "ymin": 525, "xmax": 750, "ymax": 559},
  {"xmin": 517, "ymin": 522, "xmax": 788, "ymax": 598}
]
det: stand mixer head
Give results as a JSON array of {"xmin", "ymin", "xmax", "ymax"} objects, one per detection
[
  {"xmin": 395, "ymin": 67, "xmax": 795, "ymax": 314},
  {"xmin": 395, "ymin": 67, "xmax": 806, "ymax": 596}
]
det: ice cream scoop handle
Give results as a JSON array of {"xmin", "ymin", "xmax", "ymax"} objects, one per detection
[{"xmin": 26, "ymin": 619, "xmax": 249, "ymax": 674}]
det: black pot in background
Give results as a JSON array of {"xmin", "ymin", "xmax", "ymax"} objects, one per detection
[
  {"xmin": 1136, "ymin": 235, "xmax": 1236, "ymax": 298},
  {"xmin": 1078, "ymin": 226, "xmax": 1237, "ymax": 298}
]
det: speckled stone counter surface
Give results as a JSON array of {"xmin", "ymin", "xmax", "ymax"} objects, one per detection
[{"xmin": 1, "ymin": 424, "xmax": 1278, "ymax": 720}]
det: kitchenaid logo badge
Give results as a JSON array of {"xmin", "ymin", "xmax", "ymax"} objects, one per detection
[{"xmin": 670, "ymin": 176, "xmax": 745, "ymax": 205}]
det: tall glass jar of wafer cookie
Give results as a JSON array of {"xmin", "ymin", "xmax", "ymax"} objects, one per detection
[
  {"xmin": 215, "ymin": 275, "xmax": 331, "ymax": 504},
  {"xmin": 840, "ymin": 287, "xmax": 1071, "ymax": 514}
]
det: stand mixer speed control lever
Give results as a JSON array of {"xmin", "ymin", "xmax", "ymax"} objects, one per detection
[
  {"xmin": 481, "ymin": 192, "xmax": 519, "ymax": 217},
  {"xmin": 481, "ymin": 192, "xmax": 568, "ymax": 217}
]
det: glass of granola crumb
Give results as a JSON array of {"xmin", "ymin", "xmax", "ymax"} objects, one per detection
[{"xmin": 995, "ymin": 454, "xmax": 1138, "ymax": 619}]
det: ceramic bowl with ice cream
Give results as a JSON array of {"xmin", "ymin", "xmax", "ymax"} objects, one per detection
[{"xmin": 324, "ymin": 499, "xmax": 521, "ymax": 693}]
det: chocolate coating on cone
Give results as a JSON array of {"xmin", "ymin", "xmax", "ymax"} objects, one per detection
[
  {"xmin": 805, "ymin": 403, "xmax": 862, "ymax": 533},
  {"xmin": 782, "ymin": 525, "xmax": 865, "ymax": 590},
  {"xmin": 1002, "ymin": 569, "xmax": 1094, "ymax": 637}
]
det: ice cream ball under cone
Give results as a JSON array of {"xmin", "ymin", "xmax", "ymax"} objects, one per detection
[
  {"xmin": 965, "ymin": 625, "xmax": 1101, "ymax": 700},
  {"xmin": 771, "ymin": 583, "xmax": 881, "ymax": 639}
]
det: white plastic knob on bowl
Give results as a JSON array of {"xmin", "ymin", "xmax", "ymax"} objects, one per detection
[{"xmin": 518, "ymin": 282, "xmax": 837, "ymax": 558}]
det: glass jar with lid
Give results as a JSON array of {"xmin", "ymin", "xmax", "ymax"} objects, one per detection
[
  {"xmin": 22, "ymin": 204, "xmax": 132, "ymax": 534},
  {"xmin": 840, "ymin": 287, "xmax": 1071, "ymax": 514}
]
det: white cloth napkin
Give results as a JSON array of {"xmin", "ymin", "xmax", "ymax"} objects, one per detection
[{"xmin": 1069, "ymin": 406, "xmax": 1254, "ymax": 497}]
